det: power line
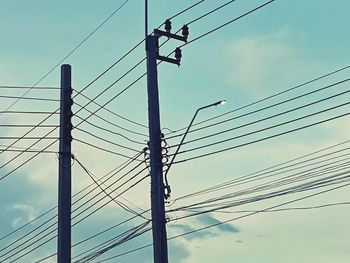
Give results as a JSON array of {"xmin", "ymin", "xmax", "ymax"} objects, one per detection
[
  {"xmin": 21, "ymin": 169, "xmax": 150, "ymax": 261},
  {"xmin": 73, "ymin": 102, "xmax": 148, "ymax": 137},
  {"xmin": 94, "ymin": 243, "xmax": 153, "ymax": 262},
  {"xmin": 167, "ymin": 65, "xmax": 350, "ymax": 135},
  {"xmin": 72, "ymin": 59, "xmax": 147, "ymax": 133},
  {"xmin": 0, "ymin": 163, "xmax": 149, "ymax": 261},
  {"xmin": 174, "ymin": 111, "xmax": 350, "ymax": 164},
  {"xmin": 73, "ymin": 138, "xmax": 142, "ymax": 160},
  {"xmin": 167, "ymin": 181, "xmax": 350, "ymax": 240},
  {"xmin": 180, "ymin": 0, "xmax": 275, "ymax": 48},
  {"xmin": 0, "ymin": 0, "xmax": 277, "ymax": 180},
  {"xmin": 10, "ymin": 151, "xmax": 143, "ymax": 232},
  {"xmin": 0, "ymin": 95, "xmax": 59, "ymax": 102},
  {"xmin": 73, "ymin": 221, "xmax": 151, "ymax": 263},
  {"xmin": 167, "ymin": 78, "xmax": 350, "ymax": 140},
  {"xmin": 72, "ymin": 209, "xmax": 150, "ymax": 249},
  {"xmin": 97, "ymin": 183, "xmax": 350, "ymax": 263},
  {"xmin": 0, "ymin": 0, "xmax": 130, "ymax": 115},
  {"xmin": 26, "ymin": 162, "xmax": 350, "ymax": 262},
  {"xmin": 0, "ymin": 86, "xmax": 59, "ymax": 90},
  {"xmin": 169, "ymin": 86, "xmax": 350, "ymax": 148},
  {"xmin": 0, "ymin": 119, "xmax": 59, "ymax": 168},
  {"xmin": 34, "ymin": 252, "xmax": 57, "ymax": 263},
  {"xmin": 175, "ymin": 101, "xmax": 350, "ymax": 155},
  {"xmin": 0, "ymin": 2, "xmax": 284, "ymax": 260},
  {"xmin": 0, "ymin": 124, "xmax": 58, "ymax": 128},
  {"xmin": 2, "ymin": 0, "xmax": 265, "ymax": 170},
  {"xmin": 0, "ymin": 1, "xmax": 139, "ymax": 176},
  {"xmin": 186, "ymin": 0, "xmax": 237, "ymax": 25},
  {"xmin": 73, "ymin": 127, "xmax": 141, "ymax": 152},
  {"xmin": 0, "ymin": 110, "xmax": 60, "ymax": 115},
  {"xmin": 0, "ymin": 148, "xmax": 58, "ymax": 154},
  {"xmin": 208, "ymin": 201, "xmax": 350, "ymax": 214},
  {"xmin": 74, "ymin": 92, "xmax": 148, "ymax": 129},
  {"xmin": 0, "ymin": 219, "xmax": 57, "ymax": 261},
  {"xmin": 72, "ymin": 170, "xmax": 149, "ymax": 226},
  {"xmin": 0, "ymin": 127, "xmax": 59, "ymax": 170},
  {"xmin": 75, "ymin": 159, "xmax": 350, "ymax": 262},
  {"xmin": 0, "ymin": 151, "xmax": 144, "ymax": 259},
  {"xmin": 71, "ymin": 156, "xmax": 147, "ymax": 218},
  {"xmin": 93, "ymin": 148, "xmax": 350, "ymax": 262},
  {"xmin": 175, "ymin": 144, "xmax": 350, "ymax": 201},
  {"xmin": 73, "ymin": 115, "xmax": 145, "ymax": 145},
  {"xmin": 71, "ymin": 0, "xmax": 267, "ymax": 136},
  {"xmin": 168, "ymin": 0, "xmax": 206, "ymax": 20},
  {"xmin": 7, "ymin": 235, "xmax": 57, "ymax": 263},
  {"xmin": 72, "ymin": 154, "xmax": 149, "ymax": 219},
  {"xmin": 0, "ymin": 139, "xmax": 58, "ymax": 181},
  {"xmin": 0, "ymin": 143, "xmax": 54, "ymax": 152},
  {"xmin": 171, "ymin": 159, "xmax": 350, "ymax": 213},
  {"xmin": 172, "ymin": 172, "xmax": 350, "ymax": 221},
  {"xmin": 0, "ymin": 207, "xmax": 56, "ymax": 242},
  {"xmin": 0, "ymin": 136, "xmax": 58, "ymax": 140}
]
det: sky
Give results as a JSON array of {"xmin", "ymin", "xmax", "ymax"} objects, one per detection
[{"xmin": 0, "ymin": 0, "xmax": 350, "ymax": 262}]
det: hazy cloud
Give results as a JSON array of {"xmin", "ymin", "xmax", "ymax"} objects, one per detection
[
  {"xmin": 224, "ymin": 28, "xmax": 317, "ymax": 97},
  {"xmin": 196, "ymin": 214, "xmax": 240, "ymax": 234},
  {"xmin": 171, "ymin": 214, "xmax": 239, "ymax": 242}
]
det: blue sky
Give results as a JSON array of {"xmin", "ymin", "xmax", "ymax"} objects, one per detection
[{"xmin": 0, "ymin": 0, "xmax": 350, "ymax": 262}]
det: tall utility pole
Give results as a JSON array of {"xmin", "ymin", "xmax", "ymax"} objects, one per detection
[
  {"xmin": 57, "ymin": 64, "xmax": 73, "ymax": 263},
  {"xmin": 146, "ymin": 20, "xmax": 188, "ymax": 263}
]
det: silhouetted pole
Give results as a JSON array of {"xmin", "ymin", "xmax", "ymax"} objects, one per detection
[
  {"xmin": 57, "ymin": 64, "xmax": 73, "ymax": 263},
  {"xmin": 146, "ymin": 34, "xmax": 169, "ymax": 263},
  {"xmin": 146, "ymin": 20, "xmax": 188, "ymax": 263}
]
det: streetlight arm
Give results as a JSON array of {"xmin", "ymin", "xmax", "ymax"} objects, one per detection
[
  {"xmin": 165, "ymin": 108, "xmax": 199, "ymax": 175},
  {"xmin": 163, "ymin": 100, "xmax": 225, "ymax": 198}
]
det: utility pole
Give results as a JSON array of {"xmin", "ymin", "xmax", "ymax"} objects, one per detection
[
  {"xmin": 146, "ymin": 20, "xmax": 188, "ymax": 263},
  {"xmin": 57, "ymin": 64, "xmax": 73, "ymax": 263}
]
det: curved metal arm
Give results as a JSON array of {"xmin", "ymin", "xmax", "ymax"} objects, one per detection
[{"xmin": 164, "ymin": 100, "xmax": 225, "ymax": 198}]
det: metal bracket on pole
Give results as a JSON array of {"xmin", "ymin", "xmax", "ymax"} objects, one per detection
[
  {"xmin": 154, "ymin": 29, "xmax": 187, "ymax": 42},
  {"xmin": 157, "ymin": 55, "xmax": 180, "ymax": 66},
  {"xmin": 154, "ymin": 20, "xmax": 189, "ymax": 66}
]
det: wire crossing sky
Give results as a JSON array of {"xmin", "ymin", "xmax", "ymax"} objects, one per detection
[{"xmin": 0, "ymin": 0, "xmax": 350, "ymax": 262}]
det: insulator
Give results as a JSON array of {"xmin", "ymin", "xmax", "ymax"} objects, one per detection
[
  {"xmin": 181, "ymin": 24, "xmax": 189, "ymax": 40},
  {"xmin": 175, "ymin": 47, "xmax": 182, "ymax": 61},
  {"xmin": 164, "ymin": 185, "xmax": 171, "ymax": 199},
  {"xmin": 164, "ymin": 19, "xmax": 172, "ymax": 33}
]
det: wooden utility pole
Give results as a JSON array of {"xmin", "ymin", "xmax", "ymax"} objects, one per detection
[
  {"xmin": 146, "ymin": 20, "xmax": 188, "ymax": 263},
  {"xmin": 57, "ymin": 64, "xmax": 73, "ymax": 263}
]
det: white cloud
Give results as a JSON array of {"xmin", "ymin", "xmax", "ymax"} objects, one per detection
[
  {"xmin": 224, "ymin": 28, "xmax": 321, "ymax": 97},
  {"xmin": 11, "ymin": 203, "xmax": 37, "ymax": 227}
]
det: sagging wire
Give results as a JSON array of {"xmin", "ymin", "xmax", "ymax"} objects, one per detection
[
  {"xmin": 72, "ymin": 154, "xmax": 149, "ymax": 221},
  {"xmin": 161, "ymin": 133, "xmax": 172, "ymax": 200}
]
